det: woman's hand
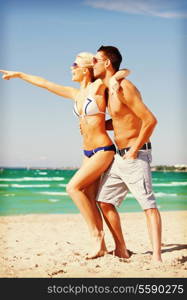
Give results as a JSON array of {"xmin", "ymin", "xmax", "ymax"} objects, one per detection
[
  {"xmin": 110, "ymin": 69, "xmax": 131, "ymax": 94},
  {"xmin": 0, "ymin": 70, "xmax": 20, "ymax": 80},
  {"xmin": 109, "ymin": 76, "xmax": 120, "ymax": 94},
  {"xmin": 0, "ymin": 69, "xmax": 79, "ymax": 100}
]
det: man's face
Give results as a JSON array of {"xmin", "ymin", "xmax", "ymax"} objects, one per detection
[{"xmin": 92, "ymin": 51, "xmax": 108, "ymax": 79}]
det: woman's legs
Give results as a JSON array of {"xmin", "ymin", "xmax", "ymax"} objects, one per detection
[
  {"xmin": 84, "ymin": 178, "xmax": 107, "ymax": 258},
  {"xmin": 66, "ymin": 151, "xmax": 114, "ymax": 258},
  {"xmin": 84, "ymin": 177, "xmax": 103, "ymax": 233}
]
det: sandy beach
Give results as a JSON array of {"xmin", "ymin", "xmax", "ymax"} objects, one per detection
[{"xmin": 0, "ymin": 211, "xmax": 186, "ymax": 278}]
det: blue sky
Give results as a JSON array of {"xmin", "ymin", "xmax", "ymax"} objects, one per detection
[{"xmin": 0, "ymin": 0, "xmax": 186, "ymax": 168}]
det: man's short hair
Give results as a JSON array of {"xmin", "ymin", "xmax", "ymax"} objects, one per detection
[{"xmin": 97, "ymin": 45, "xmax": 122, "ymax": 71}]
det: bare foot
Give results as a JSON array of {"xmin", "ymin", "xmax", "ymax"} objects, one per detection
[
  {"xmin": 108, "ymin": 248, "xmax": 133, "ymax": 259},
  {"xmin": 150, "ymin": 260, "xmax": 163, "ymax": 268},
  {"xmin": 85, "ymin": 232, "xmax": 107, "ymax": 260},
  {"xmin": 151, "ymin": 256, "xmax": 162, "ymax": 264},
  {"xmin": 86, "ymin": 249, "xmax": 107, "ymax": 259}
]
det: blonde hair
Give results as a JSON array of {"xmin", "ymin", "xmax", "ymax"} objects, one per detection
[{"xmin": 76, "ymin": 52, "xmax": 94, "ymax": 67}]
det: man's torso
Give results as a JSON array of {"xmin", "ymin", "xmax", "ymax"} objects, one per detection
[{"xmin": 108, "ymin": 80, "xmax": 143, "ymax": 149}]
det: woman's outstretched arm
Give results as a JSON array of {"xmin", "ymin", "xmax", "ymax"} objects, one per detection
[{"xmin": 0, "ymin": 69, "xmax": 79, "ymax": 100}]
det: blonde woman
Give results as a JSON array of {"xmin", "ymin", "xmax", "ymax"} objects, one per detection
[{"xmin": 0, "ymin": 53, "xmax": 130, "ymax": 258}]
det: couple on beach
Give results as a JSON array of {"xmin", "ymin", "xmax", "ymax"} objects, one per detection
[{"xmin": 0, "ymin": 45, "xmax": 162, "ymax": 263}]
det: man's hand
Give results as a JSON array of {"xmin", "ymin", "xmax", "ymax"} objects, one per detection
[
  {"xmin": 0, "ymin": 70, "xmax": 20, "ymax": 80},
  {"xmin": 122, "ymin": 148, "xmax": 138, "ymax": 160}
]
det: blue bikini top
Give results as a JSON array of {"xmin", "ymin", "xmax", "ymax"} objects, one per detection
[{"xmin": 73, "ymin": 96, "xmax": 105, "ymax": 118}]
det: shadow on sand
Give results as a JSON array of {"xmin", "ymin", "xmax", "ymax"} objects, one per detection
[{"xmin": 142, "ymin": 243, "xmax": 187, "ymax": 259}]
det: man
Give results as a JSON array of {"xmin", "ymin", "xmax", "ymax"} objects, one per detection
[{"xmin": 93, "ymin": 45, "xmax": 162, "ymax": 262}]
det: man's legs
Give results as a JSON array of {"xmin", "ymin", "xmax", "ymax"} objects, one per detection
[
  {"xmin": 98, "ymin": 202, "xmax": 130, "ymax": 258},
  {"xmin": 97, "ymin": 151, "xmax": 162, "ymax": 262},
  {"xmin": 144, "ymin": 208, "xmax": 162, "ymax": 262},
  {"xmin": 99, "ymin": 202, "xmax": 162, "ymax": 261},
  {"xmin": 120, "ymin": 151, "xmax": 162, "ymax": 262},
  {"xmin": 96, "ymin": 155, "xmax": 130, "ymax": 258}
]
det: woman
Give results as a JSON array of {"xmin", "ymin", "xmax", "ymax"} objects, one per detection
[{"xmin": 0, "ymin": 53, "xmax": 130, "ymax": 258}]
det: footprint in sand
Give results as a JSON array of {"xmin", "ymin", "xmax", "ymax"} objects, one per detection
[
  {"xmin": 48, "ymin": 269, "xmax": 67, "ymax": 276},
  {"xmin": 73, "ymin": 251, "xmax": 80, "ymax": 256}
]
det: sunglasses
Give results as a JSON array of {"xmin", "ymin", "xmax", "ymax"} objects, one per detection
[
  {"xmin": 72, "ymin": 62, "xmax": 79, "ymax": 68},
  {"xmin": 92, "ymin": 57, "xmax": 107, "ymax": 64},
  {"xmin": 72, "ymin": 62, "xmax": 93, "ymax": 70}
]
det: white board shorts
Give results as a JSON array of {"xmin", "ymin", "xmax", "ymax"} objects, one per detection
[{"xmin": 96, "ymin": 150, "xmax": 157, "ymax": 210}]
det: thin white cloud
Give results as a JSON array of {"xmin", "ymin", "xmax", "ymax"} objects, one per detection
[{"xmin": 84, "ymin": 0, "xmax": 187, "ymax": 18}]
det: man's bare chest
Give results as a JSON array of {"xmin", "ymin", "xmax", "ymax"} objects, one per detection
[{"xmin": 108, "ymin": 94, "xmax": 130, "ymax": 117}]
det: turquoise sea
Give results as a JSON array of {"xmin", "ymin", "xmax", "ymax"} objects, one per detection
[{"xmin": 0, "ymin": 168, "xmax": 187, "ymax": 216}]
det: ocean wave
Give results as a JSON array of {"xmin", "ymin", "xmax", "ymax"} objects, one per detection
[
  {"xmin": 40, "ymin": 191, "xmax": 177, "ymax": 198},
  {"xmin": 39, "ymin": 191, "xmax": 68, "ymax": 196},
  {"xmin": 126, "ymin": 192, "xmax": 177, "ymax": 198},
  {"xmin": 10, "ymin": 184, "xmax": 50, "ymax": 188},
  {"xmin": 48, "ymin": 199, "xmax": 60, "ymax": 202},
  {"xmin": 155, "ymin": 192, "xmax": 177, "ymax": 197},
  {"xmin": 153, "ymin": 182, "xmax": 187, "ymax": 187},
  {"xmin": 0, "ymin": 177, "xmax": 65, "ymax": 182},
  {"xmin": 56, "ymin": 182, "xmax": 186, "ymax": 188},
  {"xmin": 37, "ymin": 172, "xmax": 48, "ymax": 175}
]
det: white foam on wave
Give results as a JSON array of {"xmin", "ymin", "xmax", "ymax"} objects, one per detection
[
  {"xmin": 58, "ymin": 184, "xmax": 67, "ymax": 187},
  {"xmin": 48, "ymin": 199, "xmax": 60, "ymax": 202},
  {"xmin": 153, "ymin": 182, "xmax": 187, "ymax": 187},
  {"xmin": 37, "ymin": 172, "xmax": 48, "ymax": 175},
  {"xmin": 155, "ymin": 192, "xmax": 177, "ymax": 197},
  {"xmin": 39, "ymin": 191, "xmax": 68, "ymax": 196},
  {"xmin": 10, "ymin": 184, "xmax": 50, "ymax": 188},
  {"xmin": 126, "ymin": 192, "xmax": 177, "ymax": 198},
  {"xmin": 0, "ymin": 177, "xmax": 65, "ymax": 182}
]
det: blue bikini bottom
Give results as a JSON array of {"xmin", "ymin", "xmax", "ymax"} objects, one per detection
[{"xmin": 84, "ymin": 144, "xmax": 116, "ymax": 158}]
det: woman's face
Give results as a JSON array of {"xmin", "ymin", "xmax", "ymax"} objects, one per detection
[{"xmin": 71, "ymin": 57, "xmax": 86, "ymax": 82}]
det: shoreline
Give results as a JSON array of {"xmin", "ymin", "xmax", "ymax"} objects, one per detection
[
  {"xmin": 0, "ymin": 211, "xmax": 187, "ymax": 278},
  {"xmin": 0, "ymin": 207, "xmax": 187, "ymax": 217},
  {"xmin": 1, "ymin": 167, "xmax": 187, "ymax": 172}
]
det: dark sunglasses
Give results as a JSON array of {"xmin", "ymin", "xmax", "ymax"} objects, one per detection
[{"xmin": 72, "ymin": 62, "xmax": 79, "ymax": 68}]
